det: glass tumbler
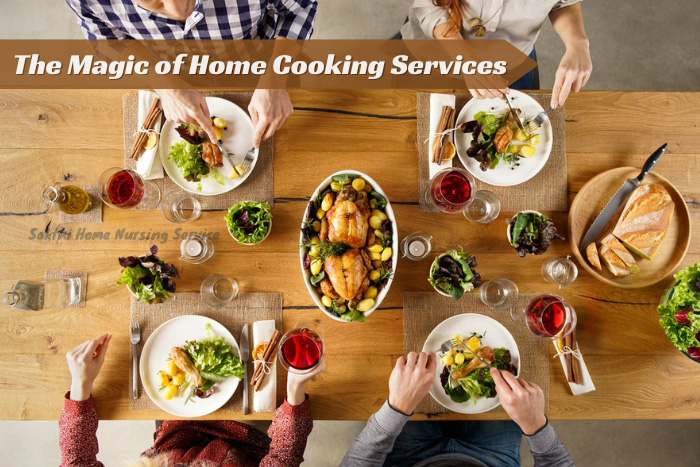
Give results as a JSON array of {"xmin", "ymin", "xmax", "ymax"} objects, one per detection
[
  {"xmin": 480, "ymin": 278, "xmax": 520, "ymax": 322},
  {"xmin": 463, "ymin": 190, "xmax": 500, "ymax": 224},
  {"xmin": 200, "ymin": 274, "xmax": 238, "ymax": 308},
  {"xmin": 541, "ymin": 256, "xmax": 578, "ymax": 288},
  {"xmin": 161, "ymin": 191, "xmax": 201, "ymax": 223}
]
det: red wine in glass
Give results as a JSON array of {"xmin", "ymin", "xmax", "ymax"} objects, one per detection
[
  {"xmin": 281, "ymin": 328, "xmax": 323, "ymax": 371},
  {"xmin": 526, "ymin": 294, "xmax": 575, "ymax": 339},
  {"xmin": 429, "ymin": 168, "xmax": 473, "ymax": 213},
  {"xmin": 107, "ymin": 170, "xmax": 144, "ymax": 207}
]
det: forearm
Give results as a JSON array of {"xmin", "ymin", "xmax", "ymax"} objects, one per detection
[
  {"xmin": 549, "ymin": 3, "xmax": 589, "ymax": 49},
  {"xmin": 525, "ymin": 422, "xmax": 575, "ymax": 467},
  {"xmin": 340, "ymin": 400, "xmax": 409, "ymax": 467},
  {"xmin": 59, "ymin": 394, "xmax": 104, "ymax": 467},
  {"xmin": 261, "ymin": 397, "xmax": 313, "ymax": 467}
]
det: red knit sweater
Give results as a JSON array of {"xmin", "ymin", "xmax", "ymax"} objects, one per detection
[{"xmin": 59, "ymin": 393, "xmax": 313, "ymax": 467}]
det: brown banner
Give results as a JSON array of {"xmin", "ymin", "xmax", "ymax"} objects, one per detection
[{"xmin": 0, "ymin": 39, "xmax": 535, "ymax": 89}]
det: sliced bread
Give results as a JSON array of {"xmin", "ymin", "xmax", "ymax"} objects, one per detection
[
  {"xmin": 601, "ymin": 234, "xmax": 639, "ymax": 275},
  {"xmin": 599, "ymin": 245, "xmax": 631, "ymax": 277},
  {"xmin": 586, "ymin": 242, "xmax": 602, "ymax": 271}
]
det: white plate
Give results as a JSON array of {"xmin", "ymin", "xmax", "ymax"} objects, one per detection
[
  {"xmin": 454, "ymin": 90, "xmax": 553, "ymax": 187},
  {"xmin": 299, "ymin": 171, "xmax": 399, "ymax": 322},
  {"xmin": 139, "ymin": 315, "xmax": 241, "ymax": 417},
  {"xmin": 159, "ymin": 96, "xmax": 257, "ymax": 195},
  {"xmin": 422, "ymin": 313, "xmax": 520, "ymax": 414}
]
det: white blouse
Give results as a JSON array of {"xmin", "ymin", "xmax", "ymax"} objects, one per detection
[{"xmin": 401, "ymin": 0, "xmax": 581, "ymax": 55}]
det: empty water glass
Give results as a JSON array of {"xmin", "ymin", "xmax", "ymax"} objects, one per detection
[
  {"xmin": 161, "ymin": 191, "xmax": 201, "ymax": 223},
  {"xmin": 480, "ymin": 278, "xmax": 520, "ymax": 322},
  {"xmin": 541, "ymin": 256, "xmax": 578, "ymax": 288},
  {"xmin": 463, "ymin": 190, "xmax": 500, "ymax": 224},
  {"xmin": 400, "ymin": 232, "xmax": 433, "ymax": 260},
  {"xmin": 201, "ymin": 274, "xmax": 238, "ymax": 308}
]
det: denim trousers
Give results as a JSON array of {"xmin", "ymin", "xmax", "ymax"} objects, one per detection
[
  {"xmin": 383, "ymin": 420, "xmax": 522, "ymax": 467},
  {"xmin": 509, "ymin": 49, "xmax": 539, "ymax": 91}
]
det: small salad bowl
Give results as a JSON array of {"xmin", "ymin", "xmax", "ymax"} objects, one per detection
[
  {"xmin": 430, "ymin": 254, "xmax": 454, "ymax": 298},
  {"xmin": 225, "ymin": 201, "xmax": 273, "ymax": 246},
  {"xmin": 506, "ymin": 210, "xmax": 543, "ymax": 245},
  {"xmin": 229, "ymin": 218, "xmax": 272, "ymax": 246}
]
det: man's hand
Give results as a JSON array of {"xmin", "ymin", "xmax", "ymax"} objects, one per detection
[
  {"xmin": 156, "ymin": 88, "xmax": 218, "ymax": 143},
  {"xmin": 287, "ymin": 360, "xmax": 325, "ymax": 406},
  {"xmin": 248, "ymin": 89, "xmax": 294, "ymax": 148},
  {"xmin": 551, "ymin": 42, "xmax": 592, "ymax": 109},
  {"xmin": 388, "ymin": 351, "xmax": 436, "ymax": 415},
  {"xmin": 66, "ymin": 334, "xmax": 112, "ymax": 401},
  {"xmin": 491, "ymin": 368, "xmax": 547, "ymax": 435}
]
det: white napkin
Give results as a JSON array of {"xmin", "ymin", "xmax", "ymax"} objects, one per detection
[
  {"xmin": 554, "ymin": 339, "xmax": 596, "ymax": 396},
  {"xmin": 135, "ymin": 90, "xmax": 164, "ymax": 180},
  {"xmin": 428, "ymin": 93, "xmax": 456, "ymax": 179},
  {"xmin": 253, "ymin": 320, "xmax": 277, "ymax": 412}
]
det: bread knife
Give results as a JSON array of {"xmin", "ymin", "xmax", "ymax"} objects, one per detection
[{"xmin": 579, "ymin": 143, "xmax": 667, "ymax": 255}]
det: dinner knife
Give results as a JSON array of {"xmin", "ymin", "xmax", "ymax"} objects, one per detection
[
  {"xmin": 579, "ymin": 143, "xmax": 668, "ymax": 255},
  {"xmin": 504, "ymin": 94, "xmax": 525, "ymax": 131},
  {"xmin": 215, "ymin": 140, "xmax": 236, "ymax": 169},
  {"xmin": 240, "ymin": 324, "xmax": 250, "ymax": 415}
]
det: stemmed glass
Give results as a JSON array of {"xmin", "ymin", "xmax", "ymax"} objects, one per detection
[
  {"xmin": 278, "ymin": 322, "xmax": 324, "ymax": 374},
  {"xmin": 98, "ymin": 167, "xmax": 160, "ymax": 210}
]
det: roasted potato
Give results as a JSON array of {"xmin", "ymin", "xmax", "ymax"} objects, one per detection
[
  {"xmin": 162, "ymin": 384, "xmax": 179, "ymax": 400},
  {"xmin": 356, "ymin": 298, "xmax": 375, "ymax": 312},
  {"xmin": 157, "ymin": 371, "xmax": 171, "ymax": 387}
]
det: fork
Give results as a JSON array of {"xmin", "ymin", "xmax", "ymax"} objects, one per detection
[
  {"xmin": 525, "ymin": 106, "xmax": 552, "ymax": 135},
  {"xmin": 239, "ymin": 147, "xmax": 257, "ymax": 175},
  {"xmin": 130, "ymin": 319, "xmax": 141, "ymax": 399},
  {"xmin": 438, "ymin": 339, "xmax": 494, "ymax": 369}
]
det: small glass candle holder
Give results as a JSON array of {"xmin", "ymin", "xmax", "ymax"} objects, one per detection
[
  {"xmin": 541, "ymin": 256, "xmax": 578, "ymax": 289},
  {"xmin": 400, "ymin": 232, "xmax": 433, "ymax": 261},
  {"xmin": 161, "ymin": 191, "xmax": 201, "ymax": 223},
  {"xmin": 179, "ymin": 234, "xmax": 215, "ymax": 264},
  {"xmin": 463, "ymin": 190, "xmax": 500, "ymax": 224},
  {"xmin": 200, "ymin": 274, "xmax": 238, "ymax": 308},
  {"xmin": 480, "ymin": 278, "xmax": 520, "ymax": 322}
]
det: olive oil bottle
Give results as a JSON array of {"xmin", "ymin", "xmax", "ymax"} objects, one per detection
[{"xmin": 42, "ymin": 184, "xmax": 92, "ymax": 215}]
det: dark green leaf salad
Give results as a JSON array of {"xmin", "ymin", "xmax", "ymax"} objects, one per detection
[
  {"xmin": 429, "ymin": 249, "xmax": 482, "ymax": 300},
  {"xmin": 117, "ymin": 245, "xmax": 179, "ymax": 304},
  {"xmin": 658, "ymin": 263, "xmax": 700, "ymax": 362},
  {"xmin": 508, "ymin": 212, "xmax": 564, "ymax": 257},
  {"xmin": 225, "ymin": 201, "xmax": 272, "ymax": 245}
]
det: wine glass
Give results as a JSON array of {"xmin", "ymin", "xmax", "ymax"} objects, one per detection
[
  {"xmin": 278, "ymin": 322, "xmax": 324, "ymax": 374},
  {"xmin": 425, "ymin": 167, "xmax": 475, "ymax": 213},
  {"xmin": 98, "ymin": 167, "xmax": 160, "ymax": 210},
  {"xmin": 523, "ymin": 294, "xmax": 577, "ymax": 340}
]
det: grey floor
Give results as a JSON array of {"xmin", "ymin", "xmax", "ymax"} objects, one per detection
[{"xmin": 1, "ymin": 0, "xmax": 699, "ymax": 466}]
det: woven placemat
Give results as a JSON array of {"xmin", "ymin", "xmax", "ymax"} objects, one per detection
[
  {"xmin": 58, "ymin": 186, "xmax": 102, "ymax": 223},
  {"xmin": 44, "ymin": 270, "xmax": 87, "ymax": 308},
  {"xmin": 417, "ymin": 92, "xmax": 567, "ymax": 213},
  {"xmin": 403, "ymin": 292, "xmax": 550, "ymax": 415},
  {"xmin": 122, "ymin": 91, "xmax": 274, "ymax": 210},
  {"xmin": 129, "ymin": 292, "xmax": 282, "ymax": 413}
]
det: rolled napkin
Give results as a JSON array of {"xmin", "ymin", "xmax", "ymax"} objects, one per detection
[
  {"xmin": 135, "ymin": 90, "xmax": 164, "ymax": 180},
  {"xmin": 253, "ymin": 320, "xmax": 277, "ymax": 412},
  {"xmin": 553, "ymin": 337, "xmax": 596, "ymax": 396},
  {"xmin": 428, "ymin": 93, "xmax": 456, "ymax": 179}
]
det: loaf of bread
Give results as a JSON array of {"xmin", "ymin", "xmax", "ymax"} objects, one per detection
[
  {"xmin": 612, "ymin": 183, "xmax": 674, "ymax": 260},
  {"xmin": 586, "ymin": 243, "xmax": 602, "ymax": 271},
  {"xmin": 599, "ymin": 245, "xmax": 630, "ymax": 277},
  {"xmin": 601, "ymin": 234, "xmax": 639, "ymax": 275}
]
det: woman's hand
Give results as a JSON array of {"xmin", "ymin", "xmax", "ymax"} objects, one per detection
[
  {"xmin": 551, "ymin": 41, "xmax": 592, "ymax": 109},
  {"xmin": 155, "ymin": 88, "xmax": 218, "ymax": 143},
  {"xmin": 66, "ymin": 334, "xmax": 112, "ymax": 401},
  {"xmin": 388, "ymin": 351, "xmax": 436, "ymax": 415},
  {"xmin": 248, "ymin": 89, "xmax": 294, "ymax": 148},
  {"xmin": 468, "ymin": 88, "xmax": 509, "ymax": 100},
  {"xmin": 286, "ymin": 360, "xmax": 326, "ymax": 406},
  {"xmin": 490, "ymin": 368, "xmax": 547, "ymax": 435}
]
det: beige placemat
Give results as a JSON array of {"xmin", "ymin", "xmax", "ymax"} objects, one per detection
[
  {"xmin": 44, "ymin": 270, "xmax": 87, "ymax": 308},
  {"xmin": 129, "ymin": 292, "xmax": 282, "ymax": 413},
  {"xmin": 417, "ymin": 92, "xmax": 567, "ymax": 213},
  {"xmin": 403, "ymin": 292, "xmax": 550, "ymax": 415},
  {"xmin": 122, "ymin": 91, "xmax": 274, "ymax": 210},
  {"xmin": 58, "ymin": 186, "xmax": 102, "ymax": 223}
]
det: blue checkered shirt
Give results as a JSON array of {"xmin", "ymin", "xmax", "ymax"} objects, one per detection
[{"xmin": 66, "ymin": 0, "xmax": 317, "ymax": 40}]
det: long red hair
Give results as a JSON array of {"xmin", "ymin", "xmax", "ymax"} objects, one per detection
[{"xmin": 432, "ymin": 0, "xmax": 463, "ymax": 36}]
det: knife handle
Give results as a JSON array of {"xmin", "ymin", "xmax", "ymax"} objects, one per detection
[
  {"xmin": 243, "ymin": 362, "xmax": 249, "ymax": 415},
  {"xmin": 636, "ymin": 143, "xmax": 667, "ymax": 182}
]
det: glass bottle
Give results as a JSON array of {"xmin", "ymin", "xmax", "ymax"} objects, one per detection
[
  {"xmin": 3, "ymin": 278, "xmax": 81, "ymax": 310},
  {"xmin": 42, "ymin": 184, "xmax": 92, "ymax": 215}
]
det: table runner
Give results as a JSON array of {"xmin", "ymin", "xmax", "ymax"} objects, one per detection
[
  {"xmin": 403, "ymin": 292, "xmax": 550, "ymax": 415},
  {"xmin": 122, "ymin": 91, "xmax": 274, "ymax": 210},
  {"xmin": 417, "ymin": 92, "xmax": 568, "ymax": 213},
  {"xmin": 58, "ymin": 185, "xmax": 102, "ymax": 223},
  {"xmin": 129, "ymin": 292, "xmax": 282, "ymax": 413}
]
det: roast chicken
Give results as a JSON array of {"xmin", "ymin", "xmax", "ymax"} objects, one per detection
[
  {"xmin": 450, "ymin": 346, "xmax": 495, "ymax": 380},
  {"xmin": 324, "ymin": 249, "xmax": 370, "ymax": 301},
  {"xmin": 325, "ymin": 186, "xmax": 370, "ymax": 248},
  {"xmin": 170, "ymin": 347, "xmax": 203, "ymax": 388},
  {"xmin": 201, "ymin": 141, "xmax": 223, "ymax": 167}
]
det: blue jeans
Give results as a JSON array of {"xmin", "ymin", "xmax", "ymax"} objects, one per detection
[
  {"xmin": 509, "ymin": 49, "xmax": 539, "ymax": 91},
  {"xmin": 383, "ymin": 421, "xmax": 522, "ymax": 467}
]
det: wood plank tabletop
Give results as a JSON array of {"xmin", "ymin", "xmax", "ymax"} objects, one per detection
[{"xmin": 0, "ymin": 90, "xmax": 698, "ymax": 421}]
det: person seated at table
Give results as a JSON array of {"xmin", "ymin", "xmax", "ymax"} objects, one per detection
[
  {"xmin": 64, "ymin": 0, "xmax": 318, "ymax": 146},
  {"xmin": 400, "ymin": 0, "xmax": 592, "ymax": 109},
  {"xmin": 59, "ymin": 333, "xmax": 324, "ymax": 467},
  {"xmin": 341, "ymin": 351, "xmax": 573, "ymax": 467}
]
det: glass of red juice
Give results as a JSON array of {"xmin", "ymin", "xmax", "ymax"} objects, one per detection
[
  {"xmin": 98, "ymin": 167, "xmax": 160, "ymax": 209},
  {"xmin": 426, "ymin": 167, "xmax": 475, "ymax": 213},
  {"xmin": 524, "ymin": 294, "xmax": 577, "ymax": 340},
  {"xmin": 278, "ymin": 324, "xmax": 324, "ymax": 374}
]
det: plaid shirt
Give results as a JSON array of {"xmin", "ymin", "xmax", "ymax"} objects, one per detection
[{"xmin": 65, "ymin": 0, "xmax": 317, "ymax": 40}]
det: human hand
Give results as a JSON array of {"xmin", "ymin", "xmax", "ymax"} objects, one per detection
[
  {"xmin": 490, "ymin": 368, "xmax": 547, "ymax": 435},
  {"xmin": 287, "ymin": 360, "xmax": 325, "ymax": 406},
  {"xmin": 468, "ymin": 88, "xmax": 509, "ymax": 100},
  {"xmin": 155, "ymin": 88, "xmax": 218, "ymax": 143},
  {"xmin": 551, "ymin": 42, "xmax": 592, "ymax": 109},
  {"xmin": 388, "ymin": 351, "xmax": 436, "ymax": 415},
  {"xmin": 248, "ymin": 89, "xmax": 294, "ymax": 148},
  {"xmin": 66, "ymin": 334, "xmax": 112, "ymax": 401}
]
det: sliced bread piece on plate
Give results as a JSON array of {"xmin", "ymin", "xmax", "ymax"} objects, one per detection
[
  {"xmin": 599, "ymin": 245, "xmax": 630, "ymax": 277},
  {"xmin": 601, "ymin": 234, "xmax": 639, "ymax": 275},
  {"xmin": 586, "ymin": 242, "xmax": 602, "ymax": 271}
]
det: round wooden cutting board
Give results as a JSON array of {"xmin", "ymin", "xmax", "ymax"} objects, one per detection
[{"xmin": 569, "ymin": 167, "xmax": 691, "ymax": 288}]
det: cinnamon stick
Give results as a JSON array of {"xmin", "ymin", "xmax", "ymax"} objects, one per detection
[
  {"xmin": 251, "ymin": 329, "xmax": 281, "ymax": 390},
  {"xmin": 563, "ymin": 333, "xmax": 574, "ymax": 383},
  {"xmin": 436, "ymin": 107, "xmax": 455, "ymax": 165},
  {"xmin": 571, "ymin": 328, "xmax": 582, "ymax": 384},
  {"xmin": 129, "ymin": 98, "xmax": 162, "ymax": 160},
  {"xmin": 432, "ymin": 106, "xmax": 451, "ymax": 163}
]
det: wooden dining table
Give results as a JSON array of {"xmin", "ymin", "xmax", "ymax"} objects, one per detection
[{"xmin": 0, "ymin": 89, "xmax": 698, "ymax": 422}]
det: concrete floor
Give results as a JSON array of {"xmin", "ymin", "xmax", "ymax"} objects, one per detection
[{"xmin": 1, "ymin": 0, "xmax": 699, "ymax": 466}]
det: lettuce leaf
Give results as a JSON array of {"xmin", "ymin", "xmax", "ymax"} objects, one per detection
[
  {"xmin": 658, "ymin": 263, "xmax": 700, "ymax": 355},
  {"xmin": 225, "ymin": 201, "xmax": 272, "ymax": 244},
  {"xmin": 184, "ymin": 330, "xmax": 245, "ymax": 383}
]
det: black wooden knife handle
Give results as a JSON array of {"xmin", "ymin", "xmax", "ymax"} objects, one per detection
[{"xmin": 637, "ymin": 143, "xmax": 668, "ymax": 182}]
